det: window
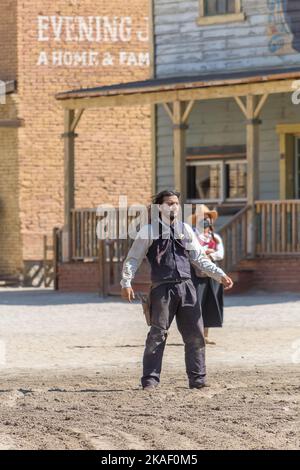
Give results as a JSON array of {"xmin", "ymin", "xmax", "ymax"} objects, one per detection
[
  {"xmin": 226, "ymin": 161, "xmax": 247, "ymax": 199},
  {"xmin": 198, "ymin": 0, "xmax": 245, "ymax": 25},
  {"xmin": 276, "ymin": 124, "xmax": 300, "ymax": 199},
  {"xmin": 187, "ymin": 163, "xmax": 222, "ymax": 200},
  {"xmin": 205, "ymin": 0, "xmax": 236, "ymax": 16},
  {"xmin": 186, "ymin": 146, "xmax": 247, "ymax": 203}
]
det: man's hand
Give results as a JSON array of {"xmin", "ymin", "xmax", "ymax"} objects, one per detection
[
  {"xmin": 221, "ymin": 275, "xmax": 234, "ymax": 290},
  {"xmin": 121, "ymin": 287, "xmax": 135, "ymax": 302}
]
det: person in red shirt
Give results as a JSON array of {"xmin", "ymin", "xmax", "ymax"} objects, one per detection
[{"xmin": 190, "ymin": 206, "xmax": 224, "ymax": 345}]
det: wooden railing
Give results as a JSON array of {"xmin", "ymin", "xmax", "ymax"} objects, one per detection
[
  {"xmin": 219, "ymin": 205, "xmax": 251, "ymax": 273},
  {"xmin": 70, "ymin": 208, "xmax": 138, "ymax": 261},
  {"xmin": 43, "ymin": 227, "xmax": 62, "ymax": 289},
  {"xmin": 68, "ymin": 201, "xmax": 300, "ymax": 293},
  {"xmin": 255, "ymin": 200, "xmax": 300, "ymax": 255},
  {"xmin": 71, "ymin": 209, "xmax": 98, "ymax": 260},
  {"xmin": 70, "ymin": 207, "xmax": 253, "ymax": 272},
  {"xmin": 70, "ymin": 208, "xmax": 136, "ymax": 295}
]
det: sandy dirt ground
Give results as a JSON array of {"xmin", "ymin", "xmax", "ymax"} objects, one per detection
[{"xmin": 0, "ymin": 288, "xmax": 299, "ymax": 450}]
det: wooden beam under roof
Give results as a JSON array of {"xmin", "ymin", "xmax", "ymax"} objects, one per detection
[{"xmin": 56, "ymin": 76, "xmax": 299, "ymax": 110}]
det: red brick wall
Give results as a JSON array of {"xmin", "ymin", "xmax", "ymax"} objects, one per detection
[
  {"xmin": 0, "ymin": 96, "xmax": 23, "ymax": 278},
  {"xmin": 0, "ymin": 1, "xmax": 20, "ymax": 278},
  {"xmin": 17, "ymin": 0, "xmax": 151, "ymax": 262},
  {"xmin": 0, "ymin": 0, "xmax": 17, "ymax": 81},
  {"xmin": 58, "ymin": 262, "xmax": 100, "ymax": 293},
  {"xmin": 236, "ymin": 257, "xmax": 300, "ymax": 293},
  {"xmin": 57, "ymin": 257, "xmax": 300, "ymax": 294},
  {"xmin": 0, "ymin": 0, "xmax": 152, "ymax": 277}
]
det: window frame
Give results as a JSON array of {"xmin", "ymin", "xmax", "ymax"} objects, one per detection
[
  {"xmin": 186, "ymin": 158, "xmax": 248, "ymax": 204},
  {"xmin": 187, "ymin": 159, "xmax": 223, "ymax": 204},
  {"xmin": 198, "ymin": 0, "xmax": 245, "ymax": 26},
  {"xmin": 276, "ymin": 124, "xmax": 300, "ymax": 199}
]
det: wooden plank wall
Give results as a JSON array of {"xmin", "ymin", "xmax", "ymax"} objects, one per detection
[
  {"xmin": 154, "ymin": 0, "xmax": 300, "ymax": 77},
  {"xmin": 156, "ymin": 93, "xmax": 300, "ymax": 200}
]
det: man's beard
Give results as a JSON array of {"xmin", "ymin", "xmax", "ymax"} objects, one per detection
[{"xmin": 169, "ymin": 211, "xmax": 176, "ymax": 221}]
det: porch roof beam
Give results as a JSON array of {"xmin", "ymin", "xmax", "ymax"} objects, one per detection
[
  {"xmin": 57, "ymin": 78, "xmax": 297, "ymax": 110},
  {"xmin": 162, "ymin": 99, "xmax": 195, "ymax": 124},
  {"xmin": 254, "ymin": 93, "xmax": 269, "ymax": 119},
  {"xmin": 70, "ymin": 108, "xmax": 85, "ymax": 133},
  {"xmin": 162, "ymin": 102, "xmax": 174, "ymax": 123},
  {"xmin": 234, "ymin": 93, "xmax": 269, "ymax": 119}
]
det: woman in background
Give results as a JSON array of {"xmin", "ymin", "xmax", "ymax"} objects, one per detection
[{"xmin": 190, "ymin": 206, "xmax": 225, "ymax": 345}]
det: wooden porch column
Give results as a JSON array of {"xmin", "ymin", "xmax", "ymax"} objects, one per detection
[
  {"xmin": 62, "ymin": 108, "xmax": 84, "ymax": 262},
  {"xmin": 173, "ymin": 101, "xmax": 187, "ymax": 201},
  {"xmin": 235, "ymin": 94, "xmax": 268, "ymax": 257},
  {"xmin": 62, "ymin": 109, "xmax": 75, "ymax": 262},
  {"xmin": 163, "ymin": 100, "xmax": 195, "ymax": 203},
  {"xmin": 246, "ymin": 96, "xmax": 261, "ymax": 207},
  {"xmin": 246, "ymin": 95, "xmax": 263, "ymax": 257}
]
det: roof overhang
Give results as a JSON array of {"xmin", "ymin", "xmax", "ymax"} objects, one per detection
[{"xmin": 56, "ymin": 68, "xmax": 300, "ymax": 110}]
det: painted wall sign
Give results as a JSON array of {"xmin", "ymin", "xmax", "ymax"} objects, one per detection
[
  {"xmin": 268, "ymin": 0, "xmax": 300, "ymax": 54},
  {"xmin": 37, "ymin": 15, "xmax": 149, "ymax": 67},
  {"xmin": 284, "ymin": 0, "xmax": 300, "ymax": 52}
]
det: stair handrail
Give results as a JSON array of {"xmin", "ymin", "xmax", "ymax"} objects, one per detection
[
  {"xmin": 218, "ymin": 205, "xmax": 252, "ymax": 273},
  {"xmin": 218, "ymin": 204, "xmax": 251, "ymax": 233}
]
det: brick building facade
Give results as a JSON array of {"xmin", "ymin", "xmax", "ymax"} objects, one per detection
[{"xmin": 0, "ymin": 0, "xmax": 151, "ymax": 283}]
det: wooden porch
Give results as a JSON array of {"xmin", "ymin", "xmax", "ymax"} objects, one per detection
[
  {"xmin": 69, "ymin": 202, "xmax": 300, "ymax": 263},
  {"xmin": 50, "ymin": 200, "xmax": 300, "ymax": 295},
  {"xmin": 54, "ymin": 68, "xmax": 300, "ymax": 294}
]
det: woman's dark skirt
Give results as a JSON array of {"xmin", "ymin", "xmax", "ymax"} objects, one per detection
[{"xmin": 192, "ymin": 269, "xmax": 224, "ymax": 328}]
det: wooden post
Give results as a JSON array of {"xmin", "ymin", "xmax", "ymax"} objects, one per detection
[
  {"xmin": 151, "ymin": 104, "xmax": 157, "ymax": 196},
  {"xmin": 62, "ymin": 109, "xmax": 75, "ymax": 261},
  {"xmin": 246, "ymin": 95, "xmax": 261, "ymax": 257},
  {"xmin": 61, "ymin": 109, "xmax": 84, "ymax": 262},
  {"xmin": 98, "ymin": 239, "xmax": 108, "ymax": 297},
  {"xmin": 53, "ymin": 228, "xmax": 57, "ymax": 290},
  {"xmin": 162, "ymin": 100, "xmax": 195, "ymax": 203},
  {"xmin": 173, "ymin": 101, "xmax": 188, "ymax": 202},
  {"xmin": 43, "ymin": 235, "xmax": 48, "ymax": 288},
  {"xmin": 235, "ymin": 94, "xmax": 268, "ymax": 257}
]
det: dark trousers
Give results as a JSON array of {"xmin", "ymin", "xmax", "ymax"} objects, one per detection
[
  {"xmin": 141, "ymin": 279, "xmax": 206, "ymax": 388},
  {"xmin": 193, "ymin": 274, "xmax": 224, "ymax": 328}
]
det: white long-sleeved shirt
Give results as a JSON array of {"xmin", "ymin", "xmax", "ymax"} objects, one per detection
[
  {"xmin": 210, "ymin": 234, "xmax": 224, "ymax": 262},
  {"xmin": 195, "ymin": 230, "xmax": 224, "ymax": 262},
  {"xmin": 120, "ymin": 220, "xmax": 226, "ymax": 288},
  {"xmin": 192, "ymin": 230, "xmax": 225, "ymax": 278}
]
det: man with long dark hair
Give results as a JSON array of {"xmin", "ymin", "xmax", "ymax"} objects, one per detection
[{"xmin": 121, "ymin": 190, "xmax": 233, "ymax": 390}]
